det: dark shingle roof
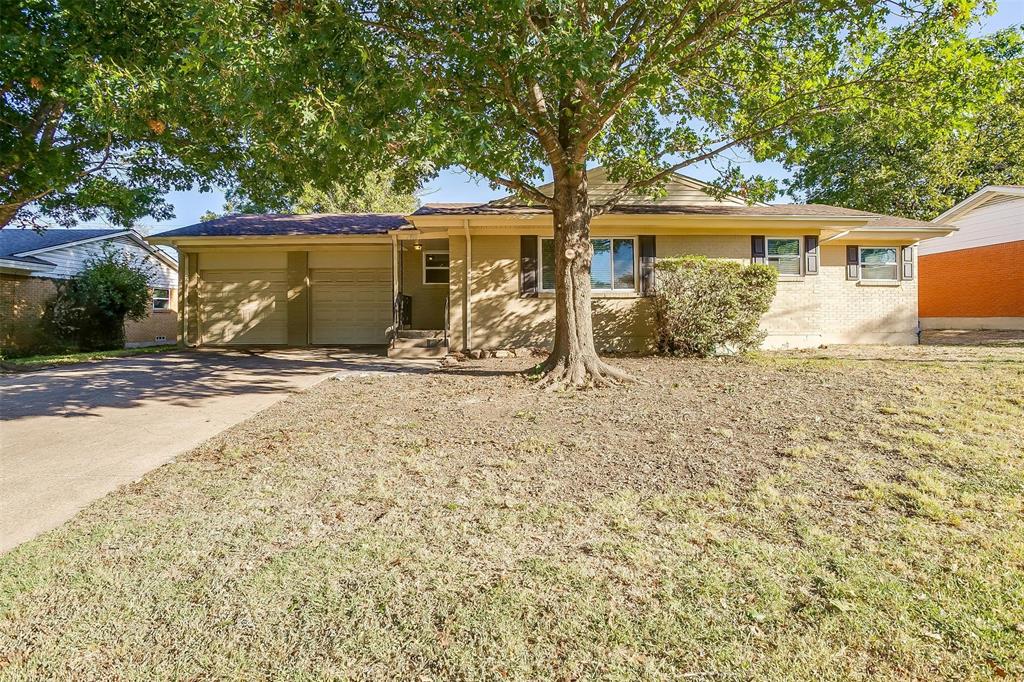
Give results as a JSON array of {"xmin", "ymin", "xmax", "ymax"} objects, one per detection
[
  {"xmin": 0, "ymin": 228, "xmax": 124, "ymax": 258},
  {"xmin": 413, "ymin": 202, "xmax": 945, "ymax": 228},
  {"xmin": 154, "ymin": 213, "xmax": 411, "ymax": 238}
]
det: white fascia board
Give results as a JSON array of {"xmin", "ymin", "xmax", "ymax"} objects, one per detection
[{"xmin": 932, "ymin": 186, "xmax": 1024, "ymax": 224}]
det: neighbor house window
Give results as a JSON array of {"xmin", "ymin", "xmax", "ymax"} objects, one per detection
[
  {"xmin": 423, "ymin": 251, "xmax": 450, "ymax": 284},
  {"xmin": 859, "ymin": 247, "xmax": 898, "ymax": 281},
  {"xmin": 766, "ymin": 238, "xmax": 801, "ymax": 276},
  {"xmin": 539, "ymin": 237, "xmax": 636, "ymax": 292},
  {"xmin": 152, "ymin": 288, "xmax": 170, "ymax": 310}
]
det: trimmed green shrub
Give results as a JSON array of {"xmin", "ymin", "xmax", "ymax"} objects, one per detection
[
  {"xmin": 43, "ymin": 244, "xmax": 155, "ymax": 351},
  {"xmin": 652, "ymin": 256, "xmax": 778, "ymax": 357}
]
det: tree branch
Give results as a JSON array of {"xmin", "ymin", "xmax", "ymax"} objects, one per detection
[{"xmin": 488, "ymin": 175, "xmax": 553, "ymax": 206}]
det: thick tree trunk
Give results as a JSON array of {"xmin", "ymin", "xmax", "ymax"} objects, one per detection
[{"xmin": 535, "ymin": 170, "xmax": 633, "ymax": 389}]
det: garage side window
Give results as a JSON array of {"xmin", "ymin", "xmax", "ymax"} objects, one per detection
[{"xmin": 423, "ymin": 251, "xmax": 450, "ymax": 284}]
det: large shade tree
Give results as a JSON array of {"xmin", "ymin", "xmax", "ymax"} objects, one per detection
[
  {"xmin": 173, "ymin": 0, "xmax": 1002, "ymax": 387},
  {"xmin": 786, "ymin": 27, "xmax": 1023, "ymax": 220},
  {"xmin": 0, "ymin": 0, "xmax": 228, "ymax": 230}
]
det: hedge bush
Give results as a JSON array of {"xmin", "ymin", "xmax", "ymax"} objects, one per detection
[
  {"xmin": 652, "ymin": 256, "xmax": 778, "ymax": 357},
  {"xmin": 43, "ymin": 244, "xmax": 154, "ymax": 351}
]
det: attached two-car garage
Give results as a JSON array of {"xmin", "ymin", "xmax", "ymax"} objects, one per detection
[{"xmin": 195, "ymin": 247, "xmax": 392, "ymax": 346}]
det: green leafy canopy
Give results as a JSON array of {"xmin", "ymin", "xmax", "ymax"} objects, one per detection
[
  {"xmin": 786, "ymin": 27, "xmax": 1023, "ymax": 220},
  {"xmin": 165, "ymin": 0, "xmax": 1007, "ymax": 213},
  {"xmin": 1, "ymin": 0, "xmax": 236, "ymax": 230}
]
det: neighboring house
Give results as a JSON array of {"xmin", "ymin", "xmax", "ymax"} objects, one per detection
[
  {"xmin": 149, "ymin": 169, "xmax": 954, "ymax": 355},
  {"xmin": 0, "ymin": 229, "xmax": 179, "ymax": 351},
  {"xmin": 919, "ymin": 185, "xmax": 1024, "ymax": 330}
]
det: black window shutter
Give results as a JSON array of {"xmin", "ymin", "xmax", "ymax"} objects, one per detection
[
  {"xmin": 639, "ymin": 235, "xmax": 656, "ymax": 296},
  {"xmin": 751, "ymin": 236, "xmax": 766, "ymax": 264},
  {"xmin": 846, "ymin": 245, "xmax": 860, "ymax": 280},
  {"xmin": 901, "ymin": 245, "xmax": 914, "ymax": 280},
  {"xmin": 804, "ymin": 236, "xmax": 819, "ymax": 275},
  {"xmin": 520, "ymin": 235, "xmax": 538, "ymax": 297}
]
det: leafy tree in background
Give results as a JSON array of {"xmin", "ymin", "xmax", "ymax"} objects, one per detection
[
  {"xmin": 44, "ymin": 243, "xmax": 154, "ymax": 350},
  {"xmin": 786, "ymin": 28, "xmax": 1023, "ymax": 220},
  {"xmin": 168, "ymin": 0, "xmax": 1004, "ymax": 387},
  {"xmin": 291, "ymin": 170, "xmax": 419, "ymax": 214},
  {"xmin": 0, "ymin": 0, "xmax": 226, "ymax": 230},
  {"xmin": 200, "ymin": 170, "xmax": 420, "ymax": 222}
]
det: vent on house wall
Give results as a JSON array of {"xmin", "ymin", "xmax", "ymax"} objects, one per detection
[{"xmin": 155, "ymin": 336, "xmax": 167, "ymax": 343}]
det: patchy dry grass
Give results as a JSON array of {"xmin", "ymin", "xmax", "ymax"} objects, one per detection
[{"xmin": 1, "ymin": 349, "xmax": 1022, "ymax": 680}]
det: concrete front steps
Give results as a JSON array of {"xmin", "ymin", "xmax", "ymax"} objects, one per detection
[{"xmin": 387, "ymin": 330, "xmax": 448, "ymax": 359}]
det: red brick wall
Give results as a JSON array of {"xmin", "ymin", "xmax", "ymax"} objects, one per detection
[{"xmin": 919, "ymin": 240, "xmax": 1024, "ymax": 318}]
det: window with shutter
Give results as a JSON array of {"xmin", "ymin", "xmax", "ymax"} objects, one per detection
[
  {"xmin": 901, "ymin": 245, "xmax": 914, "ymax": 280},
  {"xmin": 751, "ymin": 236, "xmax": 766, "ymax": 264},
  {"xmin": 639, "ymin": 235, "xmax": 656, "ymax": 296},
  {"xmin": 520, "ymin": 235, "xmax": 537, "ymax": 297},
  {"xmin": 804, "ymin": 236, "xmax": 819, "ymax": 275},
  {"xmin": 846, "ymin": 245, "xmax": 860, "ymax": 280}
]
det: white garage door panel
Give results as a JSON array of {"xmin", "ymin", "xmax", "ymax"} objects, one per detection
[
  {"xmin": 201, "ymin": 269, "xmax": 288, "ymax": 345},
  {"xmin": 311, "ymin": 268, "xmax": 391, "ymax": 345}
]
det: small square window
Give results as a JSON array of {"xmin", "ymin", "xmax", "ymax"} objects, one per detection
[
  {"xmin": 766, "ymin": 238, "xmax": 801, "ymax": 276},
  {"xmin": 152, "ymin": 288, "xmax": 170, "ymax": 310},
  {"xmin": 423, "ymin": 251, "xmax": 449, "ymax": 284}
]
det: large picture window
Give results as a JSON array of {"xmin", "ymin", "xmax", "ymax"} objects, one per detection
[
  {"xmin": 539, "ymin": 237, "xmax": 636, "ymax": 292},
  {"xmin": 766, "ymin": 238, "xmax": 801, "ymax": 276},
  {"xmin": 859, "ymin": 247, "xmax": 898, "ymax": 281}
]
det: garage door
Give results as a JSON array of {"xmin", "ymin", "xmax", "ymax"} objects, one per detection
[
  {"xmin": 310, "ymin": 267, "xmax": 391, "ymax": 345},
  {"xmin": 200, "ymin": 269, "xmax": 288, "ymax": 345}
]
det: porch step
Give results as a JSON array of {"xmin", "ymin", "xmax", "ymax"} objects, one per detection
[
  {"xmin": 388, "ymin": 329, "xmax": 448, "ymax": 359},
  {"xmin": 387, "ymin": 346, "xmax": 448, "ymax": 360},
  {"xmin": 395, "ymin": 329, "xmax": 445, "ymax": 340}
]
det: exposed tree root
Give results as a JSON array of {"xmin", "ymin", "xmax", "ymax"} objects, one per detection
[{"xmin": 531, "ymin": 353, "xmax": 638, "ymax": 391}]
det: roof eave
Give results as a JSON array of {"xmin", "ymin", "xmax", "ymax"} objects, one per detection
[
  {"xmin": 932, "ymin": 186, "xmax": 1024, "ymax": 224},
  {"xmin": 0, "ymin": 257, "xmax": 56, "ymax": 274}
]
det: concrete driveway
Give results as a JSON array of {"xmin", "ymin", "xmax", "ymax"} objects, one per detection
[{"xmin": 0, "ymin": 347, "xmax": 431, "ymax": 553}]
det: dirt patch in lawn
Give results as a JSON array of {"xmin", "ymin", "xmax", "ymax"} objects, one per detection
[{"xmin": 1, "ymin": 353, "xmax": 1022, "ymax": 680}]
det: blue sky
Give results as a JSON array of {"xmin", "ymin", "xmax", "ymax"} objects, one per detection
[{"xmin": 145, "ymin": 1, "xmax": 1023, "ymax": 234}]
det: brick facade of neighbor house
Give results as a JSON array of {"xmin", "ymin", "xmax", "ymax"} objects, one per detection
[
  {"xmin": 0, "ymin": 272, "xmax": 178, "ymax": 352},
  {"xmin": 0, "ymin": 274, "xmax": 58, "ymax": 351},
  {"xmin": 125, "ymin": 290, "xmax": 179, "ymax": 346},
  {"xmin": 920, "ymin": 240, "xmax": 1024, "ymax": 321},
  {"xmin": 918, "ymin": 187, "xmax": 1023, "ymax": 330}
]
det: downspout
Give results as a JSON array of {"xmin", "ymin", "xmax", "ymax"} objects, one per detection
[
  {"xmin": 391, "ymin": 233, "xmax": 399, "ymax": 339},
  {"xmin": 464, "ymin": 219, "xmax": 472, "ymax": 352}
]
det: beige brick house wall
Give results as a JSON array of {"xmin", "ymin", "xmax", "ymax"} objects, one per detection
[
  {"xmin": 125, "ymin": 290, "xmax": 178, "ymax": 346},
  {"xmin": 0, "ymin": 273, "xmax": 178, "ymax": 351},
  {"xmin": 448, "ymin": 235, "xmax": 919, "ymax": 352},
  {"xmin": 0, "ymin": 274, "xmax": 58, "ymax": 351}
]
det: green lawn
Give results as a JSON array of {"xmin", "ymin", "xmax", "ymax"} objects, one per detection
[
  {"xmin": 1, "ymin": 344, "xmax": 177, "ymax": 369},
  {"xmin": 1, "ymin": 350, "xmax": 1021, "ymax": 679}
]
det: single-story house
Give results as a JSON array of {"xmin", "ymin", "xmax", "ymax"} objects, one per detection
[
  {"xmin": 919, "ymin": 185, "xmax": 1023, "ymax": 330},
  {"xmin": 0, "ymin": 228, "xmax": 179, "ymax": 352},
  {"xmin": 149, "ymin": 169, "xmax": 955, "ymax": 356}
]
